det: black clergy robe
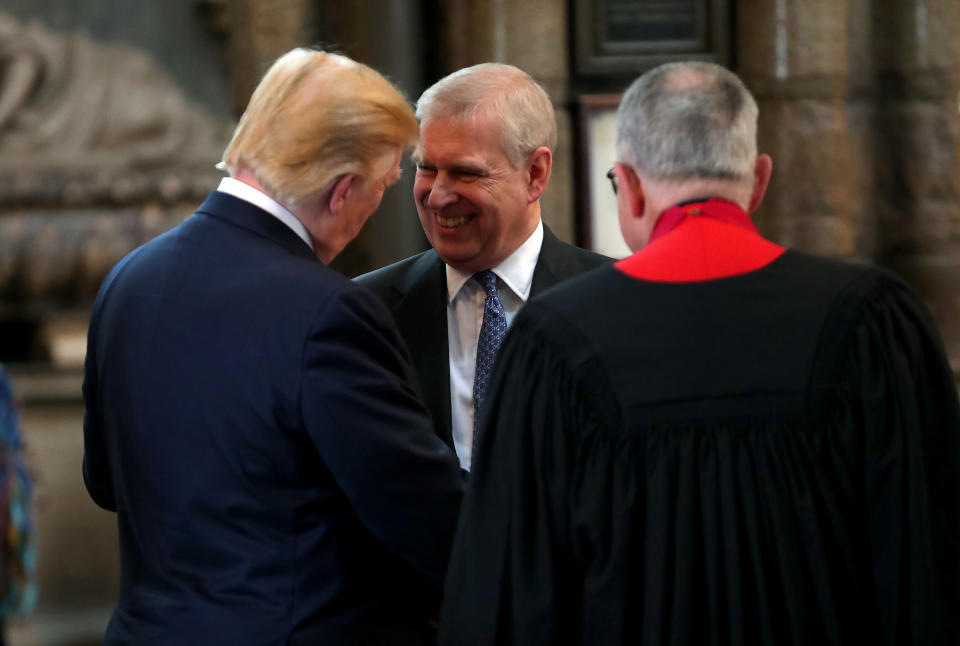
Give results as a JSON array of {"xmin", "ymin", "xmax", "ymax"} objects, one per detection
[{"xmin": 438, "ymin": 201, "xmax": 960, "ymax": 646}]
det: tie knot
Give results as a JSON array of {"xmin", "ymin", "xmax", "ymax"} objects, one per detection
[{"xmin": 474, "ymin": 270, "xmax": 498, "ymax": 297}]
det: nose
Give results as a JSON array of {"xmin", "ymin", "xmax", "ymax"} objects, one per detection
[{"xmin": 426, "ymin": 172, "xmax": 458, "ymax": 210}]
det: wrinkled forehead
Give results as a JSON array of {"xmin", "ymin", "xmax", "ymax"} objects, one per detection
[{"xmin": 413, "ymin": 113, "xmax": 505, "ymax": 165}]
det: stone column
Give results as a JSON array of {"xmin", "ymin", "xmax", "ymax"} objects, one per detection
[
  {"xmin": 871, "ymin": 0, "xmax": 960, "ymax": 376},
  {"xmin": 225, "ymin": 0, "xmax": 317, "ymax": 114},
  {"xmin": 438, "ymin": 0, "xmax": 577, "ymax": 243},
  {"xmin": 318, "ymin": 0, "xmax": 431, "ymax": 277},
  {"xmin": 737, "ymin": 0, "xmax": 859, "ymax": 259}
]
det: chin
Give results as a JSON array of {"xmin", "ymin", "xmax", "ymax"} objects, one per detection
[{"xmin": 435, "ymin": 249, "xmax": 478, "ymax": 272}]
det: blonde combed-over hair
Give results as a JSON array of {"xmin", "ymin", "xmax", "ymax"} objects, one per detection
[{"xmin": 221, "ymin": 48, "xmax": 418, "ymax": 206}]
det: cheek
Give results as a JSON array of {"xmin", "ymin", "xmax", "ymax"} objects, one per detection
[
  {"xmin": 414, "ymin": 197, "xmax": 435, "ymax": 233},
  {"xmin": 364, "ymin": 200, "xmax": 381, "ymax": 223},
  {"xmin": 355, "ymin": 191, "xmax": 383, "ymax": 228},
  {"xmin": 475, "ymin": 178, "xmax": 504, "ymax": 204},
  {"xmin": 413, "ymin": 177, "xmax": 433, "ymax": 204}
]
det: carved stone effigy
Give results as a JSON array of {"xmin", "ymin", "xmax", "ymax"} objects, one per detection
[
  {"xmin": 0, "ymin": 11, "xmax": 231, "ymax": 173},
  {"xmin": 0, "ymin": 10, "xmax": 233, "ymax": 304}
]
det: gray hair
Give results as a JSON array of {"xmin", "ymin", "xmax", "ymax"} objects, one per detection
[
  {"xmin": 616, "ymin": 61, "xmax": 758, "ymax": 182},
  {"xmin": 416, "ymin": 63, "xmax": 557, "ymax": 167}
]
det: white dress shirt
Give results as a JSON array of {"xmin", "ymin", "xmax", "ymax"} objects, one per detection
[
  {"xmin": 446, "ymin": 219, "xmax": 544, "ymax": 470},
  {"xmin": 216, "ymin": 177, "xmax": 314, "ymax": 251}
]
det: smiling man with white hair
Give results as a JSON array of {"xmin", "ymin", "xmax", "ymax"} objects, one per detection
[{"xmin": 357, "ymin": 63, "xmax": 610, "ymax": 472}]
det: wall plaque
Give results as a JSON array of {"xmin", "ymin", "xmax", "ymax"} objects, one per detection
[{"xmin": 574, "ymin": 0, "xmax": 730, "ymax": 76}]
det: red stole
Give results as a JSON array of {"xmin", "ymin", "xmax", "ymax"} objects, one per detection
[{"xmin": 615, "ymin": 199, "xmax": 785, "ymax": 282}]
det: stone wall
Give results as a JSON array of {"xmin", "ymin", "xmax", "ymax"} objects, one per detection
[
  {"xmin": 0, "ymin": 4, "xmax": 235, "ymax": 364},
  {"xmin": 739, "ymin": 0, "xmax": 960, "ymax": 374}
]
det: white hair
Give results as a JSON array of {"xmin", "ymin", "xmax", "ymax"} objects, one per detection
[
  {"xmin": 616, "ymin": 61, "xmax": 758, "ymax": 182},
  {"xmin": 416, "ymin": 63, "xmax": 556, "ymax": 167}
]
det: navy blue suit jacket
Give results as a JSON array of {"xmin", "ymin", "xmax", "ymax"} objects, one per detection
[{"xmin": 82, "ymin": 191, "xmax": 463, "ymax": 645}]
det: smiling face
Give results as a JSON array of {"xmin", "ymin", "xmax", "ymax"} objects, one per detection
[{"xmin": 413, "ymin": 114, "xmax": 541, "ymax": 273}]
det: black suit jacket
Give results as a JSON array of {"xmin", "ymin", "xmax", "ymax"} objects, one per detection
[
  {"xmin": 82, "ymin": 191, "xmax": 463, "ymax": 645},
  {"xmin": 355, "ymin": 224, "xmax": 612, "ymax": 448}
]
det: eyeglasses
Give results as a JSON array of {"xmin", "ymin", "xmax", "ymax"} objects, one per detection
[{"xmin": 606, "ymin": 167, "xmax": 618, "ymax": 195}]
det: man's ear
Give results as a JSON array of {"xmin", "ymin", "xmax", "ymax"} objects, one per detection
[
  {"xmin": 328, "ymin": 174, "xmax": 358, "ymax": 217},
  {"xmin": 618, "ymin": 163, "xmax": 645, "ymax": 220},
  {"xmin": 525, "ymin": 146, "xmax": 552, "ymax": 202},
  {"xmin": 747, "ymin": 154, "xmax": 773, "ymax": 214}
]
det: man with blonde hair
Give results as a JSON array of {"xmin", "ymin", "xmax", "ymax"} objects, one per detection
[
  {"xmin": 357, "ymin": 63, "xmax": 610, "ymax": 472},
  {"xmin": 83, "ymin": 48, "xmax": 463, "ymax": 645},
  {"xmin": 440, "ymin": 61, "xmax": 960, "ymax": 645}
]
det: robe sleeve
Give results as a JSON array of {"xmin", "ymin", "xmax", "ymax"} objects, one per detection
[
  {"xmin": 438, "ymin": 302, "xmax": 618, "ymax": 645},
  {"xmin": 850, "ymin": 272, "xmax": 960, "ymax": 645}
]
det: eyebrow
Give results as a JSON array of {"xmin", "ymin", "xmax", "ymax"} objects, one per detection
[
  {"xmin": 450, "ymin": 162, "xmax": 488, "ymax": 175},
  {"xmin": 411, "ymin": 154, "xmax": 489, "ymax": 176}
]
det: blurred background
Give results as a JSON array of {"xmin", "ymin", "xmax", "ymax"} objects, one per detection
[{"xmin": 0, "ymin": 1, "xmax": 957, "ymax": 644}]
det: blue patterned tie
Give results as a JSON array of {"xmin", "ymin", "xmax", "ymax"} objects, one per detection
[{"xmin": 472, "ymin": 270, "xmax": 508, "ymax": 440}]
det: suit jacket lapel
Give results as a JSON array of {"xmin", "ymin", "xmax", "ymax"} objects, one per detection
[
  {"xmin": 531, "ymin": 223, "xmax": 566, "ymax": 296},
  {"xmin": 391, "ymin": 252, "xmax": 454, "ymax": 448},
  {"xmin": 386, "ymin": 224, "xmax": 594, "ymax": 449}
]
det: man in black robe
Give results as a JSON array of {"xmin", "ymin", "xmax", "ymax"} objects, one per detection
[{"xmin": 439, "ymin": 61, "xmax": 960, "ymax": 645}]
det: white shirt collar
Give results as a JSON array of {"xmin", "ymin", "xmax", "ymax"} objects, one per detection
[
  {"xmin": 445, "ymin": 219, "xmax": 544, "ymax": 304},
  {"xmin": 216, "ymin": 177, "xmax": 314, "ymax": 251}
]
